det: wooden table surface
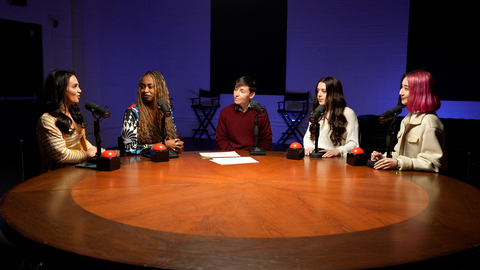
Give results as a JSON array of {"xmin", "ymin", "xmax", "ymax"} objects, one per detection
[{"xmin": 1, "ymin": 151, "xmax": 480, "ymax": 269}]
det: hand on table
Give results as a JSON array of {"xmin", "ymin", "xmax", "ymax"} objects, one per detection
[
  {"xmin": 165, "ymin": 139, "xmax": 184, "ymax": 152},
  {"xmin": 373, "ymin": 158, "xmax": 397, "ymax": 170},
  {"xmin": 320, "ymin": 149, "xmax": 340, "ymax": 158},
  {"xmin": 304, "ymin": 147, "xmax": 340, "ymax": 158}
]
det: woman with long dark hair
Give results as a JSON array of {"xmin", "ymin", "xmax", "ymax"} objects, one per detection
[
  {"xmin": 36, "ymin": 70, "xmax": 99, "ymax": 173},
  {"xmin": 121, "ymin": 71, "xmax": 183, "ymax": 154},
  {"xmin": 303, "ymin": 76, "xmax": 359, "ymax": 157},
  {"xmin": 371, "ymin": 70, "xmax": 447, "ymax": 172}
]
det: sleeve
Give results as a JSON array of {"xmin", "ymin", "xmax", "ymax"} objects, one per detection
[
  {"xmin": 258, "ymin": 109, "xmax": 272, "ymax": 150},
  {"xmin": 215, "ymin": 108, "xmax": 234, "ymax": 150},
  {"xmin": 336, "ymin": 108, "xmax": 359, "ymax": 156},
  {"xmin": 83, "ymin": 128, "xmax": 93, "ymax": 150},
  {"xmin": 398, "ymin": 127, "xmax": 445, "ymax": 172},
  {"xmin": 303, "ymin": 122, "xmax": 314, "ymax": 149},
  {"xmin": 38, "ymin": 115, "xmax": 87, "ymax": 163},
  {"xmin": 121, "ymin": 108, "xmax": 143, "ymax": 154}
]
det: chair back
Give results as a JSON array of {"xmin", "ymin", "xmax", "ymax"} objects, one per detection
[
  {"xmin": 278, "ymin": 91, "xmax": 309, "ymax": 112},
  {"xmin": 444, "ymin": 146, "xmax": 471, "ymax": 183},
  {"xmin": 192, "ymin": 88, "xmax": 220, "ymax": 107},
  {"xmin": 118, "ymin": 136, "xmax": 126, "ymax": 156},
  {"xmin": 20, "ymin": 137, "xmax": 41, "ymax": 181}
]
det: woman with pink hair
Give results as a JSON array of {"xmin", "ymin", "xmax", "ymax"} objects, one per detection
[{"xmin": 371, "ymin": 70, "xmax": 447, "ymax": 172}]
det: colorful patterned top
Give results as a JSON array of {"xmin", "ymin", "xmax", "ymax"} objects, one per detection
[{"xmin": 121, "ymin": 104, "xmax": 177, "ymax": 154}]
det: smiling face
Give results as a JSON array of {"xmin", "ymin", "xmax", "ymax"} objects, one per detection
[
  {"xmin": 140, "ymin": 75, "xmax": 156, "ymax": 104},
  {"xmin": 233, "ymin": 84, "xmax": 255, "ymax": 111},
  {"xmin": 65, "ymin": 75, "xmax": 81, "ymax": 107},
  {"xmin": 316, "ymin": 82, "xmax": 327, "ymax": 106},
  {"xmin": 399, "ymin": 77, "xmax": 409, "ymax": 105}
]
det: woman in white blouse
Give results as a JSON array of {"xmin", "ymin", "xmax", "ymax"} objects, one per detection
[{"xmin": 303, "ymin": 76, "xmax": 359, "ymax": 157}]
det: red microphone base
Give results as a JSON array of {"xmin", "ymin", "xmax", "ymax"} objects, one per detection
[
  {"xmin": 346, "ymin": 153, "xmax": 368, "ymax": 166},
  {"xmin": 151, "ymin": 150, "xmax": 169, "ymax": 162},
  {"xmin": 96, "ymin": 157, "xmax": 121, "ymax": 171},
  {"xmin": 287, "ymin": 148, "xmax": 304, "ymax": 160}
]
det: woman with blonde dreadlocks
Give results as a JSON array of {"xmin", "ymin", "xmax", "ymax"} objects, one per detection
[{"xmin": 121, "ymin": 71, "xmax": 184, "ymax": 154}]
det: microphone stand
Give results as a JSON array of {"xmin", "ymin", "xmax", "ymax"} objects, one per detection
[
  {"xmin": 385, "ymin": 113, "xmax": 398, "ymax": 158},
  {"xmin": 87, "ymin": 114, "xmax": 104, "ymax": 164},
  {"xmin": 161, "ymin": 113, "xmax": 167, "ymax": 146},
  {"xmin": 309, "ymin": 115, "xmax": 325, "ymax": 158},
  {"xmin": 94, "ymin": 117, "xmax": 102, "ymax": 158},
  {"xmin": 158, "ymin": 104, "xmax": 178, "ymax": 158},
  {"xmin": 249, "ymin": 113, "xmax": 266, "ymax": 155}
]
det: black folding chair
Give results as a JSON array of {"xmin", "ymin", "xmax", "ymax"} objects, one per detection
[
  {"xmin": 444, "ymin": 146, "xmax": 471, "ymax": 184},
  {"xmin": 20, "ymin": 137, "xmax": 41, "ymax": 181},
  {"xmin": 191, "ymin": 88, "xmax": 220, "ymax": 140},
  {"xmin": 276, "ymin": 92, "xmax": 310, "ymax": 146}
]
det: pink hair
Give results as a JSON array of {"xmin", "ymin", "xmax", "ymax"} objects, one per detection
[{"xmin": 405, "ymin": 70, "xmax": 441, "ymax": 113}]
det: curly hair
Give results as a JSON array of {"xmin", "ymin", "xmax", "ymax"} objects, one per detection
[
  {"xmin": 136, "ymin": 71, "xmax": 178, "ymax": 144},
  {"xmin": 309, "ymin": 77, "xmax": 347, "ymax": 146},
  {"xmin": 41, "ymin": 70, "xmax": 84, "ymax": 134}
]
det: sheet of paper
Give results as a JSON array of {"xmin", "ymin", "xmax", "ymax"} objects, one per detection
[
  {"xmin": 199, "ymin": 151, "xmax": 240, "ymax": 158},
  {"xmin": 210, "ymin": 157, "xmax": 259, "ymax": 165}
]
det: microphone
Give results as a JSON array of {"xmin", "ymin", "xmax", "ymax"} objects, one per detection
[
  {"xmin": 85, "ymin": 102, "xmax": 110, "ymax": 118},
  {"xmin": 250, "ymin": 100, "xmax": 265, "ymax": 114},
  {"xmin": 157, "ymin": 99, "xmax": 171, "ymax": 116},
  {"xmin": 378, "ymin": 106, "xmax": 403, "ymax": 123},
  {"xmin": 309, "ymin": 105, "xmax": 325, "ymax": 123}
]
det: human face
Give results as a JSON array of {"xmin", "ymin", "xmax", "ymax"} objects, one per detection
[
  {"xmin": 65, "ymin": 75, "xmax": 81, "ymax": 107},
  {"xmin": 316, "ymin": 82, "xmax": 327, "ymax": 106},
  {"xmin": 399, "ymin": 77, "xmax": 409, "ymax": 105},
  {"xmin": 140, "ymin": 75, "xmax": 156, "ymax": 103},
  {"xmin": 234, "ymin": 85, "xmax": 255, "ymax": 110}
]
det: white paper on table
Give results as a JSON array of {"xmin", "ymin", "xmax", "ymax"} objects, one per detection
[
  {"xmin": 199, "ymin": 151, "xmax": 240, "ymax": 158},
  {"xmin": 210, "ymin": 157, "xmax": 259, "ymax": 165}
]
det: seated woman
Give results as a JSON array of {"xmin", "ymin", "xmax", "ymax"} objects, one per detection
[
  {"xmin": 122, "ymin": 71, "xmax": 184, "ymax": 154},
  {"xmin": 371, "ymin": 70, "xmax": 447, "ymax": 172},
  {"xmin": 36, "ymin": 70, "xmax": 100, "ymax": 173},
  {"xmin": 303, "ymin": 76, "xmax": 359, "ymax": 157}
]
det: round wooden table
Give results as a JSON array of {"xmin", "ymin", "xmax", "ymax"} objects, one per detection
[{"xmin": 1, "ymin": 151, "xmax": 480, "ymax": 269}]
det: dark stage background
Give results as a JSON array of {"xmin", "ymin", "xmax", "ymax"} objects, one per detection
[
  {"xmin": 407, "ymin": 0, "xmax": 479, "ymax": 101},
  {"xmin": 210, "ymin": 0, "xmax": 287, "ymax": 95},
  {"xmin": 0, "ymin": 18, "xmax": 43, "ymax": 98}
]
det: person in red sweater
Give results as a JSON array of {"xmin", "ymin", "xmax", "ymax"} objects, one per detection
[{"xmin": 215, "ymin": 76, "xmax": 272, "ymax": 151}]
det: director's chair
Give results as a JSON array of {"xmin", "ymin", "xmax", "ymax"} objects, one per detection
[
  {"xmin": 276, "ymin": 91, "xmax": 310, "ymax": 146},
  {"xmin": 191, "ymin": 88, "xmax": 220, "ymax": 140}
]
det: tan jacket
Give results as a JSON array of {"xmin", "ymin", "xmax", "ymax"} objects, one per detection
[{"xmin": 392, "ymin": 112, "xmax": 447, "ymax": 173}]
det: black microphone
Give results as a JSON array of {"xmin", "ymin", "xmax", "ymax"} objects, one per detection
[
  {"xmin": 85, "ymin": 102, "xmax": 110, "ymax": 118},
  {"xmin": 250, "ymin": 100, "xmax": 265, "ymax": 114},
  {"xmin": 157, "ymin": 99, "xmax": 171, "ymax": 116},
  {"xmin": 309, "ymin": 105, "xmax": 325, "ymax": 123},
  {"xmin": 379, "ymin": 106, "xmax": 403, "ymax": 123}
]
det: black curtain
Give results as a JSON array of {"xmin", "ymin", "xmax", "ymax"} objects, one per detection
[
  {"xmin": 407, "ymin": 0, "xmax": 479, "ymax": 101},
  {"xmin": 0, "ymin": 18, "xmax": 43, "ymax": 97},
  {"xmin": 210, "ymin": 0, "xmax": 287, "ymax": 95}
]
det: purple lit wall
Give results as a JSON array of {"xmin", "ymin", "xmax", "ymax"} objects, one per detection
[{"xmin": 1, "ymin": 0, "xmax": 478, "ymax": 150}]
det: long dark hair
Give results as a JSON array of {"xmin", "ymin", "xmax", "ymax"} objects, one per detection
[
  {"xmin": 309, "ymin": 76, "xmax": 347, "ymax": 146},
  {"xmin": 41, "ymin": 70, "xmax": 84, "ymax": 134}
]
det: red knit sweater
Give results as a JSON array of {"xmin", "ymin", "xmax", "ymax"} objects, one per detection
[{"xmin": 215, "ymin": 104, "xmax": 272, "ymax": 150}]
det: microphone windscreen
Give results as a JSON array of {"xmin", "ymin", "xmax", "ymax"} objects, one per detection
[
  {"xmin": 250, "ymin": 100, "xmax": 265, "ymax": 114},
  {"xmin": 379, "ymin": 106, "xmax": 403, "ymax": 123},
  {"xmin": 85, "ymin": 102, "xmax": 110, "ymax": 118},
  {"xmin": 309, "ymin": 105, "xmax": 325, "ymax": 122},
  {"xmin": 157, "ymin": 99, "xmax": 170, "ymax": 113}
]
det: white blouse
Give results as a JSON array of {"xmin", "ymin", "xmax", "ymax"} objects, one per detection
[{"xmin": 303, "ymin": 107, "xmax": 359, "ymax": 156}]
